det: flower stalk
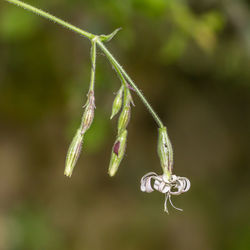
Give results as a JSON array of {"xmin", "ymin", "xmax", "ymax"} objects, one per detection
[
  {"xmin": 4, "ymin": 0, "xmax": 163, "ymax": 128},
  {"xmin": 5, "ymin": 0, "xmax": 191, "ymax": 213},
  {"xmin": 64, "ymin": 40, "xmax": 97, "ymax": 177}
]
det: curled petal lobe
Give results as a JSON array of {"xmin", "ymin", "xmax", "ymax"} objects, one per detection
[{"xmin": 140, "ymin": 172, "xmax": 191, "ymax": 213}]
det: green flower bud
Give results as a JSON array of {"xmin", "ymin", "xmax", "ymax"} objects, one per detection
[
  {"xmin": 81, "ymin": 91, "xmax": 95, "ymax": 134},
  {"xmin": 108, "ymin": 129, "xmax": 128, "ymax": 177},
  {"xmin": 117, "ymin": 105, "xmax": 130, "ymax": 135},
  {"xmin": 117, "ymin": 87, "xmax": 133, "ymax": 134},
  {"xmin": 110, "ymin": 86, "xmax": 123, "ymax": 119},
  {"xmin": 157, "ymin": 127, "xmax": 173, "ymax": 180},
  {"xmin": 64, "ymin": 129, "xmax": 83, "ymax": 177}
]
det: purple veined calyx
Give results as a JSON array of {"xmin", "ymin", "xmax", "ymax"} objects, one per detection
[{"xmin": 140, "ymin": 172, "xmax": 191, "ymax": 213}]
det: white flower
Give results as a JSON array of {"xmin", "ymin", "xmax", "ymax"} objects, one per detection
[{"xmin": 140, "ymin": 172, "xmax": 191, "ymax": 213}]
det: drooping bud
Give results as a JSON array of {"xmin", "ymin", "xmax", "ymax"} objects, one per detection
[
  {"xmin": 81, "ymin": 90, "xmax": 95, "ymax": 134},
  {"xmin": 108, "ymin": 129, "xmax": 128, "ymax": 177},
  {"xmin": 117, "ymin": 88, "xmax": 132, "ymax": 134},
  {"xmin": 117, "ymin": 105, "xmax": 130, "ymax": 134},
  {"xmin": 64, "ymin": 129, "xmax": 83, "ymax": 177},
  {"xmin": 110, "ymin": 86, "xmax": 124, "ymax": 119},
  {"xmin": 157, "ymin": 127, "xmax": 173, "ymax": 180}
]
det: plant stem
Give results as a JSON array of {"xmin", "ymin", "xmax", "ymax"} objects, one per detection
[
  {"xmin": 5, "ymin": 0, "xmax": 94, "ymax": 40},
  {"xmin": 97, "ymin": 41, "xmax": 164, "ymax": 128},
  {"xmin": 5, "ymin": 0, "xmax": 164, "ymax": 128},
  {"xmin": 89, "ymin": 40, "xmax": 97, "ymax": 92}
]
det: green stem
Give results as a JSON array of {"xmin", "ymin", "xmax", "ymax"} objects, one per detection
[
  {"xmin": 5, "ymin": 0, "xmax": 164, "ymax": 128},
  {"xmin": 111, "ymin": 61, "xmax": 127, "ymax": 89},
  {"xmin": 97, "ymin": 41, "xmax": 164, "ymax": 128},
  {"xmin": 5, "ymin": 0, "xmax": 94, "ymax": 40},
  {"xmin": 89, "ymin": 39, "xmax": 97, "ymax": 91}
]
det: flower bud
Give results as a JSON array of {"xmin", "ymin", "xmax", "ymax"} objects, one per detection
[
  {"xmin": 81, "ymin": 91, "xmax": 95, "ymax": 134},
  {"xmin": 110, "ymin": 86, "xmax": 123, "ymax": 119},
  {"xmin": 64, "ymin": 129, "xmax": 83, "ymax": 177},
  {"xmin": 117, "ymin": 105, "xmax": 130, "ymax": 135},
  {"xmin": 108, "ymin": 129, "xmax": 128, "ymax": 177},
  {"xmin": 157, "ymin": 127, "xmax": 173, "ymax": 180}
]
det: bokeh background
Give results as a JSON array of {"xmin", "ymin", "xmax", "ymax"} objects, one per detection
[{"xmin": 1, "ymin": 0, "xmax": 250, "ymax": 249}]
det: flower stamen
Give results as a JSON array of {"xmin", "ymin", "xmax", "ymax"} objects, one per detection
[{"xmin": 140, "ymin": 172, "xmax": 190, "ymax": 213}]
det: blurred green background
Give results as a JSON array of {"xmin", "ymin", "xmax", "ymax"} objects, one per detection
[{"xmin": 1, "ymin": 0, "xmax": 250, "ymax": 249}]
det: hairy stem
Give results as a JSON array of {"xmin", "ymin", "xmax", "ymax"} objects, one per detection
[
  {"xmin": 5, "ymin": 0, "xmax": 164, "ymax": 128},
  {"xmin": 97, "ymin": 41, "xmax": 164, "ymax": 128},
  {"xmin": 89, "ymin": 39, "xmax": 97, "ymax": 91},
  {"xmin": 5, "ymin": 0, "xmax": 94, "ymax": 39}
]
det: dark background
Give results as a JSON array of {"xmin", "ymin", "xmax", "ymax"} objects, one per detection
[{"xmin": 0, "ymin": 0, "xmax": 250, "ymax": 249}]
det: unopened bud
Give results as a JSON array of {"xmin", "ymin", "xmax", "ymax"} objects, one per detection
[
  {"xmin": 81, "ymin": 91, "xmax": 95, "ymax": 134},
  {"xmin": 157, "ymin": 127, "xmax": 173, "ymax": 180},
  {"xmin": 118, "ymin": 105, "xmax": 130, "ymax": 134},
  {"xmin": 110, "ymin": 86, "xmax": 123, "ymax": 119},
  {"xmin": 64, "ymin": 129, "xmax": 83, "ymax": 177},
  {"xmin": 108, "ymin": 129, "xmax": 128, "ymax": 177}
]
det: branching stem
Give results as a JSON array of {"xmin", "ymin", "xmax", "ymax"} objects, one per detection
[
  {"xmin": 5, "ymin": 0, "xmax": 164, "ymax": 128},
  {"xmin": 97, "ymin": 41, "xmax": 164, "ymax": 128}
]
